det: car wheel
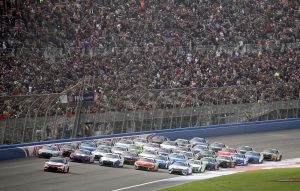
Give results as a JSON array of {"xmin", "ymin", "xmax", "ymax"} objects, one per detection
[
  {"xmin": 182, "ymin": 170, "xmax": 188, "ymax": 176},
  {"xmin": 63, "ymin": 167, "xmax": 66, "ymax": 173},
  {"xmin": 99, "ymin": 161, "xmax": 103, "ymax": 166},
  {"xmin": 278, "ymin": 155, "xmax": 282, "ymax": 161},
  {"xmin": 134, "ymin": 165, "xmax": 139, "ymax": 170}
]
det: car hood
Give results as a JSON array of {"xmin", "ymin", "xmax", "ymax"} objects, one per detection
[
  {"xmin": 45, "ymin": 162, "xmax": 64, "ymax": 166},
  {"xmin": 169, "ymin": 165, "xmax": 188, "ymax": 170},
  {"xmin": 101, "ymin": 157, "xmax": 119, "ymax": 162},
  {"xmin": 135, "ymin": 161, "xmax": 154, "ymax": 166}
]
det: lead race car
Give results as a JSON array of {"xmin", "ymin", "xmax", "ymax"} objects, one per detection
[
  {"xmin": 261, "ymin": 148, "xmax": 282, "ymax": 161},
  {"xmin": 99, "ymin": 153, "xmax": 124, "ymax": 167},
  {"xmin": 44, "ymin": 157, "xmax": 70, "ymax": 173},
  {"xmin": 168, "ymin": 161, "xmax": 193, "ymax": 176}
]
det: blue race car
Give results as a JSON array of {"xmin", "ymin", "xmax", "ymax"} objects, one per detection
[
  {"xmin": 232, "ymin": 153, "xmax": 248, "ymax": 166},
  {"xmin": 70, "ymin": 149, "xmax": 95, "ymax": 163},
  {"xmin": 200, "ymin": 157, "xmax": 219, "ymax": 170},
  {"xmin": 154, "ymin": 155, "xmax": 170, "ymax": 169},
  {"xmin": 245, "ymin": 151, "xmax": 264, "ymax": 164},
  {"xmin": 169, "ymin": 153, "xmax": 188, "ymax": 163},
  {"xmin": 79, "ymin": 142, "xmax": 97, "ymax": 151},
  {"xmin": 189, "ymin": 137, "xmax": 209, "ymax": 147}
]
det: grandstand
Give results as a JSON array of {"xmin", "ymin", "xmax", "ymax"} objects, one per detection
[{"xmin": 0, "ymin": 0, "xmax": 299, "ymax": 144}]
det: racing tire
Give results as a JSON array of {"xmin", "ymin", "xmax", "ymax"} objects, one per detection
[
  {"xmin": 99, "ymin": 161, "xmax": 104, "ymax": 166},
  {"xmin": 182, "ymin": 170, "xmax": 188, "ymax": 176},
  {"xmin": 134, "ymin": 165, "xmax": 139, "ymax": 170},
  {"xmin": 277, "ymin": 155, "xmax": 282, "ymax": 161}
]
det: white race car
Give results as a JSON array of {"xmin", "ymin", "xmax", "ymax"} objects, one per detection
[
  {"xmin": 111, "ymin": 146, "xmax": 128, "ymax": 155},
  {"xmin": 143, "ymin": 143, "xmax": 160, "ymax": 151},
  {"xmin": 92, "ymin": 147, "xmax": 112, "ymax": 160},
  {"xmin": 99, "ymin": 153, "xmax": 124, "ymax": 167},
  {"xmin": 188, "ymin": 159, "xmax": 206, "ymax": 173},
  {"xmin": 160, "ymin": 141, "xmax": 178, "ymax": 150},
  {"xmin": 44, "ymin": 157, "xmax": 69, "ymax": 173},
  {"xmin": 168, "ymin": 161, "xmax": 193, "ymax": 176},
  {"xmin": 139, "ymin": 150, "xmax": 158, "ymax": 158},
  {"xmin": 38, "ymin": 145, "xmax": 61, "ymax": 158},
  {"xmin": 115, "ymin": 140, "xmax": 135, "ymax": 148}
]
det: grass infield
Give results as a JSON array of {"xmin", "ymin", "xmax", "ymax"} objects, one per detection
[{"xmin": 159, "ymin": 168, "xmax": 300, "ymax": 191}]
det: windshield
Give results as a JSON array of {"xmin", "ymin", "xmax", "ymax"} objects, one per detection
[
  {"xmin": 211, "ymin": 143, "xmax": 225, "ymax": 148},
  {"xmin": 81, "ymin": 143, "xmax": 96, "ymax": 147},
  {"xmin": 135, "ymin": 139, "xmax": 147, "ymax": 143},
  {"xmin": 224, "ymin": 148, "xmax": 236, "ymax": 153},
  {"xmin": 188, "ymin": 160, "xmax": 201, "ymax": 165},
  {"xmin": 191, "ymin": 138, "xmax": 206, "ymax": 143},
  {"xmin": 172, "ymin": 162, "xmax": 188, "ymax": 167},
  {"xmin": 162, "ymin": 141, "xmax": 177, "ymax": 146},
  {"xmin": 97, "ymin": 148, "xmax": 111, "ymax": 153},
  {"xmin": 233, "ymin": 154, "xmax": 245, "ymax": 158},
  {"xmin": 143, "ymin": 150, "xmax": 156, "ymax": 155},
  {"xmin": 123, "ymin": 152, "xmax": 138, "ymax": 157},
  {"xmin": 98, "ymin": 142, "xmax": 113, "ymax": 146},
  {"xmin": 218, "ymin": 156, "xmax": 231, "ymax": 160},
  {"xmin": 170, "ymin": 154, "xmax": 185, "ymax": 159},
  {"xmin": 201, "ymin": 158, "xmax": 214, "ymax": 162},
  {"xmin": 129, "ymin": 145, "xmax": 141, "ymax": 150},
  {"xmin": 139, "ymin": 158, "xmax": 154, "ymax": 163},
  {"xmin": 246, "ymin": 152, "xmax": 260, "ymax": 156},
  {"xmin": 263, "ymin": 149, "xmax": 277, "ymax": 153},
  {"xmin": 240, "ymin": 146, "xmax": 252, "ymax": 151},
  {"xmin": 176, "ymin": 139, "xmax": 189, "ymax": 144},
  {"xmin": 119, "ymin": 140, "xmax": 133, "ymax": 144},
  {"xmin": 49, "ymin": 157, "xmax": 66, "ymax": 163},
  {"xmin": 76, "ymin": 150, "xmax": 90, "ymax": 155},
  {"xmin": 155, "ymin": 156, "xmax": 167, "ymax": 160},
  {"xmin": 145, "ymin": 143, "xmax": 159, "ymax": 148},
  {"xmin": 105, "ymin": 154, "xmax": 119, "ymax": 159},
  {"xmin": 113, "ymin": 147, "xmax": 127, "ymax": 151}
]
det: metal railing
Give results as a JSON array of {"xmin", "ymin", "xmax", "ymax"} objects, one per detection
[{"xmin": 1, "ymin": 82, "xmax": 299, "ymax": 145}]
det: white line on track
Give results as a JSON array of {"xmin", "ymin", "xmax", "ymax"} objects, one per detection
[{"xmin": 111, "ymin": 178, "xmax": 172, "ymax": 191}]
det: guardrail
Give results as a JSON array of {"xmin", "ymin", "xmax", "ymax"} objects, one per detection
[{"xmin": 0, "ymin": 118, "xmax": 299, "ymax": 161}]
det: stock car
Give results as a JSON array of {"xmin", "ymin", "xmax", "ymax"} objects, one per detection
[
  {"xmin": 188, "ymin": 159, "xmax": 206, "ymax": 173},
  {"xmin": 134, "ymin": 138, "xmax": 148, "ymax": 147},
  {"xmin": 218, "ymin": 148, "xmax": 237, "ymax": 156},
  {"xmin": 143, "ymin": 143, "xmax": 160, "ymax": 151},
  {"xmin": 44, "ymin": 157, "xmax": 70, "ymax": 173},
  {"xmin": 139, "ymin": 150, "xmax": 158, "ymax": 158},
  {"xmin": 97, "ymin": 141, "xmax": 114, "ymax": 148},
  {"xmin": 154, "ymin": 155, "xmax": 170, "ymax": 169},
  {"xmin": 115, "ymin": 140, "xmax": 135, "ymax": 148},
  {"xmin": 134, "ymin": 157, "xmax": 159, "ymax": 171},
  {"xmin": 169, "ymin": 153, "xmax": 188, "ymax": 163},
  {"xmin": 157, "ymin": 148, "xmax": 173, "ymax": 156},
  {"xmin": 92, "ymin": 147, "xmax": 112, "ymax": 160},
  {"xmin": 174, "ymin": 146, "xmax": 191, "ymax": 153},
  {"xmin": 99, "ymin": 153, "xmax": 124, "ymax": 167},
  {"xmin": 111, "ymin": 146, "xmax": 128, "ymax": 155},
  {"xmin": 79, "ymin": 142, "xmax": 97, "ymax": 151},
  {"xmin": 160, "ymin": 141, "xmax": 178, "ymax": 150},
  {"xmin": 245, "ymin": 151, "xmax": 264, "ymax": 164},
  {"xmin": 175, "ymin": 139, "xmax": 191, "ymax": 147},
  {"xmin": 182, "ymin": 151, "xmax": 195, "ymax": 159},
  {"xmin": 70, "ymin": 149, "xmax": 95, "ymax": 163},
  {"xmin": 216, "ymin": 155, "xmax": 236, "ymax": 168},
  {"xmin": 237, "ymin": 145, "xmax": 254, "ymax": 154},
  {"xmin": 210, "ymin": 142, "xmax": 227, "ymax": 152},
  {"xmin": 232, "ymin": 153, "xmax": 249, "ymax": 166},
  {"xmin": 149, "ymin": 135, "xmax": 169, "ymax": 144},
  {"xmin": 261, "ymin": 149, "xmax": 282, "ymax": 161},
  {"xmin": 191, "ymin": 144, "xmax": 209, "ymax": 154},
  {"xmin": 168, "ymin": 162, "xmax": 193, "ymax": 176},
  {"xmin": 190, "ymin": 137, "xmax": 209, "ymax": 147},
  {"xmin": 122, "ymin": 152, "xmax": 140, "ymax": 164},
  {"xmin": 61, "ymin": 144, "xmax": 77, "ymax": 157},
  {"xmin": 38, "ymin": 145, "xmax": 61, "ymax": 158},
  {"xmin": 200, "ymin": 157, "xmax": 219, "ymax": 170},
  {"xmin": 196, "ymin": 150, "xmax": 216, "ymax": 159},
  {"xmin": 128, "ymin": 145, "xmax": 143, "ymax": 154}
]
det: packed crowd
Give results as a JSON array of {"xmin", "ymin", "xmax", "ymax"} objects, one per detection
[{"xmin": 0, "ymin": 0, "xmax": 299, "ymax": 117}]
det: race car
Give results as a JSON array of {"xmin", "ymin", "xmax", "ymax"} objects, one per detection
[
  {"xmin": 168, "ymin": 161, "xmax": 193, "ymax": 176},
  {"xmin": 200, "ymin": 157, "xmax": 219, "ymax": 170},
  {"xmin": 216, "ymin": 155, "xmax": 236, "ymax": 168},
  {"xmin": 189, "ymin": 137, "xmax": 209, "ymax": 147},
  {"xmin": 175, "ymin": 139, "xmax": 191, "ymax": 147},
  {"xmin": 191, "ymin": 144, "xmax": 209, "ymax": 154},
  {"xmin": 92, "ymin": 147, "xmax": 112, "ymax": 160},
  {"xmin": 134, "ymin": 138, "xmax": 148, "ymax": 147},
  {"xmin": 245, "ymin": 151, "xmax": 264, "ymax": 164},
  {"xmin": 209, "ymin": 142, "xmax": 227, "ymax": 152},
  {"xmin": 99, "ymin": 153, "xmax": 124, "ymax": 167},
  {"xmin": 38, "ymin": 145, "xmax": 61, "ymax": 158},
  {"xmin": 188, "ymin": 159, "xmax": 206, "ymax": 173},
  {"xmin": 139, "ymin": 149, "xmax": 158, "ymax": 158},
  {"xmin": 237, "ymin": 145, "xmax": 254, "ymax": 154},
  {"xmin": 134, "ymin": 157, "xmax": 159, "ymax": 171},
  {"xmin": 173, "ymin": 146, "xmax": 191, "ymax": 153},
  {"xmin": 160, "ymin": 141, "xmax": 178, "ymax": 150},
  {"xmin": 128, "ymin": 145, "xmax": 143, "ymax": 154},
  {"xmin": 181, "ymin": 151, "xmax": 195, "ymax": 159},
  {"xmin": 169, "ymin": 153, "xmax": 188, "ymax": 163},
  {"xmin": 157, "ymin": 148, "xmax": 173, "ymax": 156},
  {"xmin": 96, "ymin": 141, "xmax": 114, "ymax": 148},
  {"xmin": 232, "ymin": 153, "xmax": 248, "ymax": 166},
  {"xmin": 61, "ymin": 143, "xmax": 77, "ymax": 157},
  {"xmin": 111, "ymin": 146, "xmax": 128, "ymax": 155},
  {"xmin": 218, "ymin": 148, "xmax": 237, "ymax": 156},
  {"xmin": 261, "ymin": 149, "xmax": 282, "ymax": 161},
  {"xmin": 149, "ymin": 135, "xmax": 169, "ymax": 144},
  {"xmin": 154, "ymin": 155, "xmax": 170, "ymax": 169},
  {"xmin": 143, "ymin": 143, "xmax": 160, "ymax": 151},
  {"xmin": 79, "ymin": 142, "xmax": 97, "ymax": 151},
  {"xmin": 70, "ymin": 149, "xmax": 95, "ymax": 163},
  {"xmin": 196, "ymin": 150, "xmax": 216, "ymax": 159},
  {"xmin": 44, "ymin": 157, "xmax": 70, "ymax": 173},
  {"xmin": 122, "ymin": 152, "xmax": 140, "ymax": 165},
  {"xmin": 115, "ymin": 140, "xmax": 135, "ymax": 148}
]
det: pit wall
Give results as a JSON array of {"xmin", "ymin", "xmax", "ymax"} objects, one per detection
[{"xmin": 0, "ymin": 118, "xmax": 299, "ymax": 161}]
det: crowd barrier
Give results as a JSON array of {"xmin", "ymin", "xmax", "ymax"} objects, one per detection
[{"xmin": 0, "ymin": 118, "xmax": 299, "ymax": 161}]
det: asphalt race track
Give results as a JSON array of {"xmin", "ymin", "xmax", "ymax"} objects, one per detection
[{"xmin": 0, "ymin": 129, "xmax": 300, "ymax": 191}]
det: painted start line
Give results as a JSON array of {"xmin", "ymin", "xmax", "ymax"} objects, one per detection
[{"xmin": 112, "ymin": 158, "xmax": 300, "ymax": 191}]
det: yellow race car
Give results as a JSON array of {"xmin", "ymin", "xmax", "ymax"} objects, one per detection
[{"xmin": 261, "ymin": 149, "xmax": 282, "ymax": 161}]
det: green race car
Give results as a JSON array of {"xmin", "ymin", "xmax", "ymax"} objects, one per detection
[
  {"xmin": 188, "ymin": 159, "xmax": 206, "ymax": 173},
  {"xmin": 128, "ymin": 145, "xmax": 143, "ymax": 154}
]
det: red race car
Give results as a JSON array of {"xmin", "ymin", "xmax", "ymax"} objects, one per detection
[
  {"xmin": 134, "ymin": 157, "xmax": 159, "ymax": 171},
  {"xmin": 218, "ymin": 148, "xmax": 237, "ymax": 156}
]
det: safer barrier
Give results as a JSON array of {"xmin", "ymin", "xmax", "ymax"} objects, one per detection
[{"xmin": 0, "ymin": 118, "xmax": 299, "ymax": 161}]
